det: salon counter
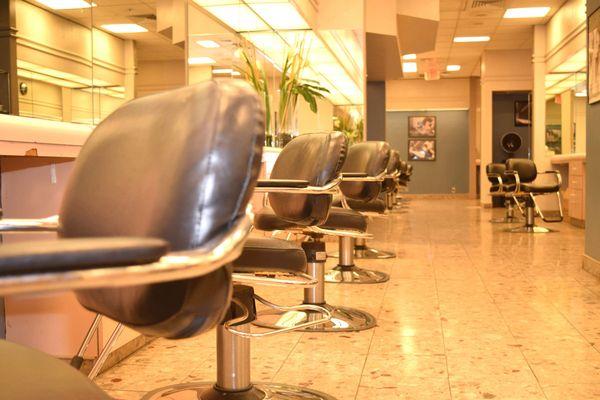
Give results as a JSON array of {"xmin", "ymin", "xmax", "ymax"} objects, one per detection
[{"xmin": 551, "ymin": 153, "xmax": 586, "ymax": 227}]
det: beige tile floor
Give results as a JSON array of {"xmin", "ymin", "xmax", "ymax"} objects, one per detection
[{"xmin": 97, "ymin": 198, "xmax": 600, "ymax": 400}]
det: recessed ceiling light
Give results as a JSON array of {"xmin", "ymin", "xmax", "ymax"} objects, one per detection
[
  {"xmin": 403, "ymin": 62, "xmax": 417, "ymax": 73},
  {"xmin": 36, "ymin": 0, "xmax": 95, "ymax": 9},
  {"xmin": 453, "ymin": 36, "xmax": 490, "ymax": 43},
  {"xmin": 446, "ymin": 65, "xmax": 461, "ymax": 72},
  {"xmin": 197, "ymin": 40, "xmax": 220, "ymax": 48},
  {"xmin": 402, "ymin": 54, "xmax": 417, "ymax": 60},
  {"xmin": 504, "ymin": 7, "xmax": 550, "ymax": 19},
  {"xmin": 575, "ymin": 90, "xmax": 588, "ymax": 97},
  {"xmin": 212, "ymin": 68, "xmax": 241, "ymax": 76},
  {"xmin": 188, "ymin": 57, "xmax": 216, "ymax": 65},
  {"xmin": 248, "ymin": 3, "xmax": 309, "ymax": 30},
  {"xmin": 101, "ymin": 24, "xmax": 148, "ymax": 33}
]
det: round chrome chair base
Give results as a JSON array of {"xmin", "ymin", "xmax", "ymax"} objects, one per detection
[
  {"xmin": 490, "ymin": 216, "xmax": 518, "ymax": 224},
  {"xmin": 324, "ymin": 265, "xmax": 389, "ymax": 284},
  {"xmin": 254, "ymin": 303, "xmax": 376, "ymax": 332},
  {"xmin": 354, "ymin": 247, "xmax": 395, "ymax": 259},
  {"xmin": 142, "ymin": 382, "xmax": 336, "ymax": 400},
  {"xmin": 507, "ymin": 225, "xmax": 553, "ymax": 233}
]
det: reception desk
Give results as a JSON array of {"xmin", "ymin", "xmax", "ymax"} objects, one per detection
[{"xmin": 551, "ymin": 153, "xmax": 586, "ymax": 227}]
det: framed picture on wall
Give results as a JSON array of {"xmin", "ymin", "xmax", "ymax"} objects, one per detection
[
  {"xmin": 408, "ymin": 139, "xmax": 436, "ymax": 161},
  {"xmin": 589, "ymin": 7, "xmax": 600, "ymax": 104},
  {"xmin": 514, "ymin": 101, "xmax": 531, "ymax": 126},
  {"xmin": 408, "ymin": 116, "xmax": 436, "ymax": 137}
]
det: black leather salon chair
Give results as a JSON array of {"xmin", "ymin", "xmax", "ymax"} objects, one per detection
[
  {"xmin": 251, "ymin": 132, "xmax": 377, "ymax": 331},
  {"xmin": 381, "ymin": 149, "xmax": 401, "ymax": 210},
  {"xmin": 330, "ymin": 141, "xmax": 396, "ymax": 261},
  {"xmin": 0, "ymin": 80, "xmax": 263, "ymax": 399},
  {"xmin": 504, "ymin": 158, "xmax": 563, "ymax": 233},
  {"xmin": 486, "ymin": 162, "xmax": 520, "ymax": 223}
]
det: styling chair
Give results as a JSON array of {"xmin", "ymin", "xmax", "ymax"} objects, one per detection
[
  {"xmin": 394, "ymin": 160, "xmax": 412, "ymax": 206},
  {"xmin": 329, "ymin": 141, "xmax": 396, "ymax": 261},
  {"xmin": 0, "ymin": 80, "xmax": 264, "ymax": 399},
  {"xmin": 251, "ymin": 132, "xmax": 377, "ymax": 331},
  {"xmin": 381, "ymin": 149, "xmax": 401, "ymax": 211},
  {"xmin": 486, "ymin": 162, "xmax": 520, "ymax": 223},
  {"xmin": 504, "ymin": 158, "xmax": 563, "ymax": 233}
]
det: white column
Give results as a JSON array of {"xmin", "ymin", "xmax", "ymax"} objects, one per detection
[{"xmin": 532, "ymin": 25, "xmax": 549, "ymax": 170}]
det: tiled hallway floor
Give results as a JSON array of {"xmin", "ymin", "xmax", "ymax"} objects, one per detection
[{"xmin": 97, "ymin": 198, "xmax": 600, "ymax": 399}]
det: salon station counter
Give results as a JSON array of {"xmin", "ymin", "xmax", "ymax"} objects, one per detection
[
  {"xmin": 0, "ymin": 114, "xmax": 281, "ymax": 369},
  {"xmin": 551, "ymin": 153, "xmax": 586, "ymax": 227}
]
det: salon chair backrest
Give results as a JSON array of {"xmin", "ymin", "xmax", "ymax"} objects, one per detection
[
  {"xmin": 506, "ymin": 158, "xmax": 537, "ymax": 183},
  {"xmin": 382, "ymin": 149, "xmax": 400, "ymax": 192},
  {"xmin": 340, "ymin": 141, "xmax": 390, "ymax": 201},
  {"xmin": 486, "ymin": 163, "xmax": 506, "ymax": 184},
  {"xmin": 59, "ymin": 80, "xmax": 264, "ymax": 338},
  {"xmin": 269, "ymin": 132, "xmax": 347, "ymax": 226}
]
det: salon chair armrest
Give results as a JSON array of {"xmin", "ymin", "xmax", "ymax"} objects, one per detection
[
  {"xmin": 0, "ymin": 237, "xmax": 169, "ymax": 276},
  {"xmin": 341, "ymin": 172, "xmax": 368, "ymax": 178},
  {"xmin": 257, "ymin": 179, "xmax": 309, "ymax": 188},
  {"xmin": 503, "ymin": 170, "xmax": 521, "ymax": 193},
  {"xmin": 0, "ymin": 215, "xmax": 60, "ymax": 232}
]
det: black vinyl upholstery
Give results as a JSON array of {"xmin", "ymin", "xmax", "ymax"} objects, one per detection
[
  {"xmin": 340, "ymin": 142, "xmax": 390, "ymax": 201},
  {"xmin": 0, "ymin": 238, "xmax": 168, "ymax": 276},
  {"xmin": 382, "ymin": 149, "xmax": 400, "ymax": 192},
  {"xmin": 268, "ymin": 132, "xmax": 347, "ymax": 226},
  {"xmin": 58, "ymin": 80, "xmax": 264, "ymax": 339},
  {"xmin": 233, "ymin": 237, "xmax": 306, "ymax": 273},
  {"xmin": 520, "ymin": 182, "xmax": 560, "ymax": 194},
  {"xmin": 506, "ymin": 158, "xmax": 537, "ymax": 183},
  {"xmin": 321, "ymin": 207, "xmax": 367, "ymax": 231},
  {"xmin": 0, "ymin": 340, "xmax": 111, "ymax": 400}
]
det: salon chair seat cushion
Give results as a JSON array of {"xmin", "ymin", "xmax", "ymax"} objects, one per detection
[
  {"xmin": 233, "ymin": 237, "xmax": 306, "ymax": 273},
  {"xmin": 333, "ymin": 198, "xmax": 387, "ymax": 214},
  {"xmin": 520, "ymin": 182, "xmax": 560, "ymax": 194},
  {"xmin": 0, "ymin": 237, "xmax": 169, "ymax": 276},
  {"xmin": 0, "ymin": 340, "xmax": 111, "ymax": 400},
  {"xmin": 321, "ymin": 207, "xmax": 367, "ymax": 231},
  {"xmin": 254, "ymin": 207, "xmax": 297, "ymax": 231}
]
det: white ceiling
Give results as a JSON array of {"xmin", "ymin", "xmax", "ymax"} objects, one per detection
[{"xmin": 408, "ymin": 0, "xmax": 569, "ymax": 79}]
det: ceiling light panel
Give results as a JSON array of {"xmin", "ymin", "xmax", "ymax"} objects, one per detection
[
  {"xmin": 36, "ymin": 0, "xmax": 95, "ymax": 9},
  {"xmin": 504, "ymin": 7, "xmax": 550, "ymax": 19},
  {"xmin": 101, "ymin": 24, "xmax": 148, "ymax": 33},
  {"xmin": 402, "ymin": 54, "xmax": 417, "ymax": 60},
  {"xmin": 453, "ymin": 36, "xmax": 491, "ymax": 43},
  {"xmin": 188, "ymin": 56, "xmax": 217, "ymax": 65},
  {"xmin": 247, "ymin": 2, "xmax": 309, "ymax": 30},
  {"xmin": 446, "ymin": 65, "xmax": 461, "ymax": 72},
  {"xmin": 198, "ymin": 3, "xmax": 269, "ymax": 32},
  {"xmin": 197, "ymin": 39, "xmax": 221, "ymax": 48}
]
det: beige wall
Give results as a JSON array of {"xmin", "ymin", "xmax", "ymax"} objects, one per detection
[
  {"xmin": 136, "ymin": 60, "xmax": 186, "ymax": 98},
  {"xmin": 386, "ymin": 78, "xmax": 471, "ymax": 110},
  {"xmin": 574, "ymin": 96, "xmax": 586, "ymax": 153},
  {"xmin": 546, "ymin": 0, "xmax": 586, "ymax": 72}
]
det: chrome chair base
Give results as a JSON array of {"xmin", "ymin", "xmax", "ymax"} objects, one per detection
[
  {"xmin": 324, "ymin": 265, "xmax": 389, "ymax": 284},
  {"xmin": 254, "ymin": 303, "xmax": 376, "ymax": 332},
  {"xmin": 142, "ymin": 382, "xmax": 336, "ymax": 400},
  {"xmin": 354, "ymin": 246, "xmax": 395, "ymax": 259},
  {"xmin": 490, "ymin": 216, "xmax": 519, "ymax": 224},
  {"xmin": 507, "ymin": 225, "xmax": 553, "ymax": 233}
]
